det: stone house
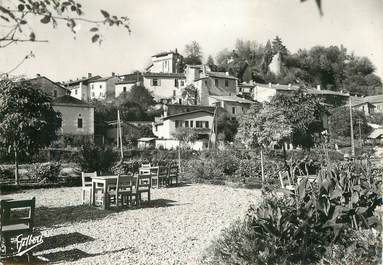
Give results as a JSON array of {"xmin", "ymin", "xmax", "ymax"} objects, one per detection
[
  {"xmin": 88, "ymin": 74, "xmax": 120, "ymax": 101},
  {"xmin": 53, "ymin": 95, "xmax": 94, "ymax": 145},
  {"xmin": 152, "ymin": 109, "xmax": 214, "ymax": 150},
  {"xmin": 66, "ymin": 73, "xmax": 101, "ymax": 102},
  {"xmin": 29, "ymin": 75, "xmax": 70, "ymax": 98}
]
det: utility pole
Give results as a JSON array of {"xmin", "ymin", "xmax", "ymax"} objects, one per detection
[
  {"xmin": 117, "ymin": 110, "xmax": 124, "ymax": 160},
  {"xmin": 357, "ymin": 118, "xmax": 362, "ymax": 147},
  {"xmin": 349, "ymin": 96, "xmax": 355, "ymax": 157}
]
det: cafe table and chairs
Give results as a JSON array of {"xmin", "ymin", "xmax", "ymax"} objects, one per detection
[{"xmin": 91, "ymin": 175, "xmax": 118, "ymax": 210}]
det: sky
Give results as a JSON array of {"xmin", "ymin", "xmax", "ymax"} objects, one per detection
[{"xmin": 0, "ymin": 0, "xmax": 382, "ymax": 82}]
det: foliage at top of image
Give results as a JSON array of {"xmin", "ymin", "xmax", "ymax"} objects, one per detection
[{"xmin": 0, "ymin": 0, "xmax": 131, "ymax": 48}]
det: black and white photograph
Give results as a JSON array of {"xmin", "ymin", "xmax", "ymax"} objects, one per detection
[{"xmin": 0, "ymin": 0, "xmax": 382, "ymax": 264}]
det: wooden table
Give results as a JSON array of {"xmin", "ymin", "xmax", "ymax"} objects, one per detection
[{"xmin": 91, "ymin": 175, "xmax": 118, "ymax": 210}]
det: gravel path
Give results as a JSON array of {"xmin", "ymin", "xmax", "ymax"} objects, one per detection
[{"xmin": 1, "ymin": 184, "xmax": 261, "ymax": 265}]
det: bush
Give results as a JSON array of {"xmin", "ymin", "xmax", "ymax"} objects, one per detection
[
  {"xmin": 26, "ymin": 162, "xmax": 62, "ymax": 183},
  {"xmin": 0, "ymin": 166, "xmax": 14, "ymax": 181},
  {"xmin": 210, "ymin": 160, "xmax": 382, "ymax": 265},
  {"xmin": 182, "ymin": 158, "xmax": 225, "ymax": 184},
  {"xmin": 79, "ymin": 145, "xmax": 117, "ymax": 174}
]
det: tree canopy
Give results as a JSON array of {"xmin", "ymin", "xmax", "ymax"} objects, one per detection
[
  {"xmin": 215, "ymin": 38, "xmax": 382, "ymax": 96},
  {"xmin": 116, "ymin": 84, "xmax": 155, "ymax": 110},
  {"xmin": 329, "ymin": 107, "xmax": 371, "ymax": 139},
  {"xmin": 0, "ymin": 79, "xmax": 62, "ymax": 183},
  {"xmin": 184, "ymin": 41, "xmax": 203, "ymax": 65},
  {"xmin": 236, "ymin": 89, "xmax": 326, "ymax": 149}
]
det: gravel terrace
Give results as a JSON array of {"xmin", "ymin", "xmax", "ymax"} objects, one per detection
[{"xmin": 1, "ymin": 184, "xmax": 261, "ymax": 265}]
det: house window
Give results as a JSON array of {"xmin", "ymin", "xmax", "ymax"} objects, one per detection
[
  {"xmin": 225, "ymin": 80, "xmax": 229, "ymax": 87},
  {"xmin": 190, "ymin": 121, "xmax": 194, "ymax": 127},
  {"xmin": 123, "ymin": 86, "xmax": 127, "ymax": 92},
  {"xmin": 53, "ymin": 90, "xmax": 57, "ymax": 97},
  {"xmin": 173, "ymin": 90, "xmax": 176, "ymax": 97},
  {"xmin": 175, "ymin": 79, "xmax": 179, "ymax": 87},
  {"xmin": 205, "ymin": 121, "xmax": 209, "ymax": 128},
  {"xmin": 77, "ymin": 118, "xmax": 83, "ymax": 129},
  {"xmin": 75, "ymin": 89, "xmax": 78, "ymax": 95},
  {"xmin": 175, "ymin": 120, "xmax": 180, "ymax": 128},
  {"xmin": 179, "ymin": 99, "xmax": 182, "ymax": 104},
  {"xmin": 239, "ymin": 87, "xmax": 242, "ymax": 92},
  {"xmin": 196, "ymin": 121, "xmax": 202, "ymax": 128},
  {"xmin": 185, "ymin": 121, "xmax": 189, "ymax": 127},
  {"xmin": 180, "ymin": 80, "xmax": 185, "ymax": 86},
  {"xmin": 215, "ymin": 79, "xmax": 218, "ymax": 87},
  {"xmin": 99, "ymin": 85, "xmax": 102, "ymax": 88},
  {"xmin": 152, "ymin": 79, "xmax": 159, "ymax": 86},
  {"xmin": 99, "ymin": 92, "xmax": 102, "ymax": 97},
  {"xmin": 232, "ymin": 107, "xmax": 236, "ymax": 114},
  {"xmin": 92, "ymin": 92, "xmax": 95, "ymax": 97},
  {"xmin": 205, "ymin": 80, "xmax": 208, "ymax": 86},
  {"xmin": 91, "ymin": 84, "xmax": 94, "ymax": 89}
]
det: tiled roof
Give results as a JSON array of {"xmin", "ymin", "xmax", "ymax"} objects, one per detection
[
  {"xmin": 143, "ymin": 72, "xmax": 186, "ymax": 78},
  {"xmin": 364, "ymin": 95, "xmax": 383, "ymax": 104},
  {"xmin": 209, "ymin": 95, "xmax": 254, "ymax": 104},
  {"xmin": 28, "ymin": 76, "xmax": 70, "ymax": 93},
  {"xmin": 66, "ymin": 75, "xmax": 101, "ymax": 86},
  {"xmin": 163, "ymin": 110, "xmax": 214, "ymax": 120},
  {"xmin": 207, "ymin": 71, "xmax": 238, "ymax": 80},
  {"xmin": 306, "ymin": 89, "xmax": 349, "ymax": 97},
  {"xmin": 369, "ymin": 128, "xmax": 383, "ymax": 139},
  {"xmin": 53, "ymin": 95, "xmax": 92, "ymax": 107},
  {"xmin": 254, "ymin": 83, "xmax": 349, "ymax": 96},
  {"xmin": 152, "ymin": 51, "xmax": 179, "ymax": 57},
  {"xmin": 116, "ymin": 80, "xmax": 137, "ymax": 85},
  {"xmin": 88, "ymin": 76, "xmax": 118, "ymax": 83}
]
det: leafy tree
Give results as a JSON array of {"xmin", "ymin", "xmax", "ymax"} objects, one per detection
[
  {"xmin": 0, "ymin": 80, "xmax": 62, "ymax": 184},
  {"xmin": 0, "ymin": 0, "xmax": 130, "ymax": 47},
  {"xmin": 184, "ymin": 41, "xmax": 203, "ymax": 65},
  {"xmin": 116, "ymin": 84, "xmax": 155, "ymax": 110},
  {"xmin": 329, "ymin": 107, "xmax": 372, "ymax": 139},
  {"xmin": 271, "ymin": 36, "xmax": 288, "ymax": 58},
  {"xmin": 206, "ymin": 55, "xmax": 217, "ymax": 71},
  {"xmin": 217, "ymin": 111, "xmax": 239, "ymax": 143},
  {"xmin": 172, "ymin": 128, "xmax": 198, "ymax": 149},
  {"xmin": 181, "ymin": 84, "xmax": 199, "ymax": 105},
  {"xmin": 261, "ymin": 40, "xmax": 273, "ymax": 75},
  {"xmin": 271, "ymin": 88, "xmax": 326, "ymax": 149},
  {"xmin": 367, "ymin": 112, "xmax": 383, "ymax": 125}
]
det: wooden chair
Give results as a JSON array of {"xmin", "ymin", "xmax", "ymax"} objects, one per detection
[
  {"xmin": 168, "ymin": 166, "xmax": 179, "ymax": 186},
  {"xmin": 150, "ymin": 167, "xmax": 160, "ymax": 188},
  {"xmin": 158, "ymin": 166, "xmax": 169, "ymax": 187},
  {"xmin": 0, "ymin": 197, "xmax": 35, "ymax": 259},
  {"xmin": 81, "ymin": 172, "xmax": 97, "ymax": 205},
  {"xmin": 134, "ymin": 174, "xmax": 151, "ymax": 205},
  {"xmin": 117, "ymin": 174, "xmax": 136, "ymax": 207}
]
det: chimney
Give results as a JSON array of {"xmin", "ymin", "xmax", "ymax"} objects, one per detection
[
  {"xmin": 112, "ymin": 72, "xmax": 115, "ymax": 77},
  {"xmin": 175, "ymin": 48, "xmax": 178, "ymax": 54},
  {"xmin": 88, "ymin": 73, "xmax": 92, "ymax": 78},
  {"xmin": 36, "ymin": 73, "xmax": 41, "ymax": 77},
  {"xmin": 317, "ymin": 85, "xmax": 321, "ymax": 91}
]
